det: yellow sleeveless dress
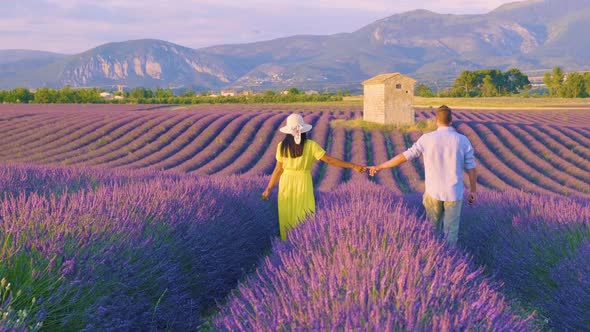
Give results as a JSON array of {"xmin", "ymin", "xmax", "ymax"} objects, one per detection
[{"xmin": 275, "ymin": 139, "xmax": 326, "ymax": 240}]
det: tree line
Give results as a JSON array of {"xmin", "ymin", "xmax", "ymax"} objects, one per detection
[
  {"xmin": 416, "ymin": 67, "xmax": 590, "ymax": 98},
  {"xmin": 3, "ymin": 67, "xmax": 590, "ymax": 103},
  {"xmin": 543, "ymin": 67, "xmax": 590, "ymax": 98},
  {"xmin": 0, "ymin": 86, "xmax": 345, "ymax": 104},
  {"xmin": 416, "ymin": 68, "xmax": 531, "ymax": 97}
]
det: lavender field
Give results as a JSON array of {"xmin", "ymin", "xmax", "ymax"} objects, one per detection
[{"xmin": 1, "ymin": 104, "xmax": 589, "ymax": 330}]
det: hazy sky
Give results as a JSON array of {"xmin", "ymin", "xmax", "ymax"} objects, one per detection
[{"xmin": 2, "ymin": 0, "xmax": 519, "ymax": 54}]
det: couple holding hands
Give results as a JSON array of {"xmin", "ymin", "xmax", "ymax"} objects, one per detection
[{"xmin": 263, "ymin": 106, "xmax": 477, "ymax": 244}]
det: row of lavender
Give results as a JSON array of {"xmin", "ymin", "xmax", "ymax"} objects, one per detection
[
  {"xmin": 215, "ymin": 183, "xmax": 590, "ymax": 331},
  {"xmin": 2, "ymin": 103, "xmax": 589, "ymax": 127},
  {"xmin": 2, "ymin": 106, "xmax": 589, "ymax": 198},
  {"xmin": 0, "ymin": 164, "xmax": 277, "ymax": 330},
  {"xmin": 214, "ymin": 182, "xmax": 534, "ymax": 330},
  {"xmin": 2, "ymin": 163, "xmax": 589, "ymax": 330},
  {"xmin": 457, "ymin": 191, "xmax": 590, "ymax": 331}
]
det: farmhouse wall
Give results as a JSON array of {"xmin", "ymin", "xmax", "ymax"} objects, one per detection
[
  {"xmin": 363, "ymin": 85, "xmax": 386, "ymax": 123},
  {"xmin": 384, "ymin": 79, "xmax": 415, "ymax": 125},
  {"xmin": 363, "ymin": 73, "xmax": 416, "ymax": 125}
]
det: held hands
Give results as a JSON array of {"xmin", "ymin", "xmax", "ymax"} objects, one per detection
[
  {"xmin": 367, "ymin": 166, "xmax": 381, "ymax": 177},
  {"xmin": 353, "ymin": 165, "xmax": 367, "ymax": 174},
  {"xmin": 351, "ymin": 165, "xmax": 380, "ymax": 176}
]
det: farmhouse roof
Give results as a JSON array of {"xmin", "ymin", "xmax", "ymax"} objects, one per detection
[{"xmin": 362, "ymin": 72, "xmax": 416, "ymax": 85}]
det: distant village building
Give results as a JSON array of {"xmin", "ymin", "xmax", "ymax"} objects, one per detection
[
  {"xmin": 113, "ymin": 95, "xmax": 125, "ymax": 100},
  {"xmin": 240, "ymin": 90, "xmax": 254, "ymax": 96},
  {"xmin": 100, "ymin": 92, "xmax": 113, "ymax": 100},
  {"xmin": 305, "ymin": 90, "xmax": 319, "ymax": 95},
  {"xmin": 362, "ymin": 72, "xmax": 416, "ymax": 125},
  {"xmin": 220, "ymin": 89, "xmax": 236, "ymax": 97}
]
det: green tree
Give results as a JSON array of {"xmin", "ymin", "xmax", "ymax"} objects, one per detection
[
  {"xmin": 480, "ymin": 69, "xmax": 506, "ymax": 95},
  {"xmin": 505, "ymin": 68, "xmax": 531, "ymax": 94},
  {"xmin": 583, "ymin": 72, "xmax": 590, "ymax": 96},
  {"xmin": 56, "ymin": 85, "xmax": 76, "ymax": 103},
  {"xmin": 552, "ymin": 67, "xmax": 565, "ymax": 96},
  {"xmin": 543, "ymin": 67, "xmax": 564, "ymax": 97},
  {"xmin": 287, "ymin": 87, "xmax": 301, "ymax": 95},
  {"xmin": 481, "ymin": 75, "xmax": 497, "ymax": 97},
  {"xmin": 452, "ymin": 70, "xmax": 478, "ymax": 96},
  {"xmin": 33, "ymin": 87, "xmax": 58, "ymax": 103},
  {"xmin": 78, "ymin": 88, "xmax": 101, "ymax": 103},
  {"xmin": 180, "ymin": 89, "xmax": 195, "ymax": 98},
  {"xmin": 5, "ymin": 87, "xmax": 33, "ymax": 103},
  {"xmin": 415, "ymin": 84, "xmax": 434, "ymax": 97},
  {"xmin": 155, "ymin": 87, "xmax": 173, "ymax": 98},
  {"xmin": 561, "ymin": 72, "xmax": 588, "ymax": 98},
  {"xmin": 130, "ymin": 87, "xmax": 153, "ymax": 99}
]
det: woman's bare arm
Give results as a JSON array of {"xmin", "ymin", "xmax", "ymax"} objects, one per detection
[
  {"xmin": 262, "ymin": 161, "xmax": 283, "ymax": 200},
  {"xmin": 320, "ymin": 154, "xmax": 366, "ymax": 173}
]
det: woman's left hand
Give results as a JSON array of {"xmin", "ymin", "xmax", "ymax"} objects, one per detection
[
  {"xmin": 354, "ymin": 165, "xmax": 367, "ymax": 173},
  {"xmin": 262, "ymin": 189, "xmax": 270, "ymax": 200}
]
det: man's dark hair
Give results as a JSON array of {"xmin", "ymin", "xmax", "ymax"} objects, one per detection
[{"xmin": 436, "ymin": 105, "xmax": 452, "ymax": 125}]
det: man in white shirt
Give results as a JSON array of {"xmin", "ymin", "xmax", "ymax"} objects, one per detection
[{"xmin": 368, "ymin": 105, "xmax": 477, "ymax": 245}]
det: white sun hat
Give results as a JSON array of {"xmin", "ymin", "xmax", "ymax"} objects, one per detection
[{"xmin": 279, "ymin": 113, "xmax": 312, "ymax": 144}]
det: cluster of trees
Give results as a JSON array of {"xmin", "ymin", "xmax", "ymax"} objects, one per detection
[
  {"xmin": 416, "ymin": 67, "xmax": 590, "ymax": 98},
  {"xmin": 32, "ymin": 86, "xmax": 104, "ymax": 103},
  {"xmin": 416, "ymin": 68, "xmax": 531, "ymax": 97},
  {"xmin": 122, "ymin": 87, "xmax": 344, "ymax": 104},
  {"xmin": 543, "ymin": 67, "xmax": 590, "ymax": 98},
  {"xmin": 121, "ymin": 93, "xmax": 343, "ymax": 105},
  {"xmin": 0, "ymin": 86, "xmax": 345, "ymax": 104},
  {"xmin": 0, "ymin": 86, "xmax": 105, "ymax": 104},
  {"xmin": 4, "ymin": 67, "xmax": 589, "ymax": 103},
  {"xmin": 0, "ymin": 88, "xmax": 35, "ymax": 103}
]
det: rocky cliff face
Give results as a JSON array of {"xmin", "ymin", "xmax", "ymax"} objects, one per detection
[{"xmin": 59, "ymin": 40, "xmax": 234, "ymax": 88}]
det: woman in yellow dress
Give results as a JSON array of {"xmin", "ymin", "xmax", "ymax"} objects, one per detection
[{"xmin": 262, "ymin": 113, "xmax": 366, "ymax": 240}]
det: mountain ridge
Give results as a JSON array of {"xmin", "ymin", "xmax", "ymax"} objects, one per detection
[{"xmin": 1, "ymin": 0, "xmax": 588, "ymax": 91}]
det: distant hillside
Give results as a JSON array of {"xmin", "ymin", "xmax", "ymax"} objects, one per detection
[
  {"xmin": 0, "ymin": 0, "xmax": 589, "ymax": 91},
  {"xmin": 0, "ymin": 50, "xmax": 68, "ymax": 88},
  {"xmin": 0, "ymin": 50, "xmax": 67, "ymax": 64}
]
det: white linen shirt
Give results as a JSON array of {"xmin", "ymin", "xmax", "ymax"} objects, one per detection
[{"xmin": 403, "ymin": 126, "xmax": 476, "ymax": 201}]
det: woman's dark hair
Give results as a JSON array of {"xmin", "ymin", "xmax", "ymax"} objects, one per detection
[{"xmin": 280, "ymin": 133, "xmax": 307, "ymax": 158}]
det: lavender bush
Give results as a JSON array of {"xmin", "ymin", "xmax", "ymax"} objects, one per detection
[
  {"xmin": 196, "ymin": 112, "xmax": 274, "ymax": 175},
  {"xmin": 454, "ymin": 190, "xmax": 590, "ymax": 331},
  {"xmin": 548, "ymin": 241, "xmax": 590, "ymax": 330},
  {"xmin": 317, "ymin": 126, "xmax": 346, "ymax": 191},
  {"xmin": 368, "ymin": 129, "xmax": 403, "ymax": 193},
  {"xmin": 1, "ymin": 105, "xmax": 589, "ymax": 197},
  {"xmin": 0, "ymin": 165, "xmax": 277, "ymax": 330},
  {"xmin": 216, "ymin": 112, "xmax": 287, "ymax": 176},
  {"xmin": 148, "ymin": 112, "xmax": 238, "ymax": 171},
  {"xmin": 214, "ymin": 182, "xmax": 535, "ymax": 331},
  {"xmin": 171, "ymin": 113, "xmax": 253, "ymax": 172}
]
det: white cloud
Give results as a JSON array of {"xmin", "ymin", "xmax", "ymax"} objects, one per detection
[{"xmin": 0, "ymin": 0, "xmax": 518, "ymax": 53}]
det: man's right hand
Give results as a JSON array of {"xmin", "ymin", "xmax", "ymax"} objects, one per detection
[
  {"xmin": 468, "ymin": 192, "xmax": 476, "ymax": 206},
  {"xmin": 367, "ymin": 166, "xmax": 380, "ymax": 177}
]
